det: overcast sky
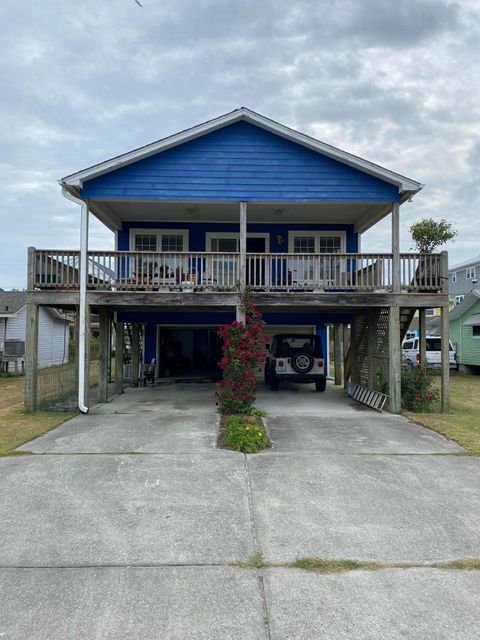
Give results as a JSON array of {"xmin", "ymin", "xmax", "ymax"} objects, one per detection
[{"xmin": 1, "ymin": 0, "xmax": 479, "ymax": 289}]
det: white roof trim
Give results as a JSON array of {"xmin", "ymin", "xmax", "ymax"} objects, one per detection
[
  {"xmin": 60, "ymin": 107, "xmax": 423, "ymax": 194},
  {"xmin": 463, "ymin": 313, "xmax": 480, "ymax": 327},
  {"xmin": 449, "ymin": 254, "xmax": 480, "ymax": 271}
]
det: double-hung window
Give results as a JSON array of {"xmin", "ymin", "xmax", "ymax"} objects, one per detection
[
  {"xmin": 466, "ymin": 266, "xmax": 476, "ymax": 280},
  {"xmin": 131, "ymin": 229, "xmax": 188, "ymax": 283},
  {"xmin": 288, "ymin": 232, "xmax": 345, "ymax": 286}
]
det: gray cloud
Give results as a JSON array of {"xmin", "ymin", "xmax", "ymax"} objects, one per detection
[{"xmin": 0, "ymin": 0, "xmax": 479, "ymax": 288}]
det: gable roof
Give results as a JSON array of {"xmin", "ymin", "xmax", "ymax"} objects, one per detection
[
  {"xmin": 449, "ymin": 254, "xmax": 480, "ymax": 271},
  {"xmin": 0, "ymin": 291, "xmax": 27, "ymax": 316},
  {"xmin": 449, "ymin": 290, "xmax": 480, "ymax": 321},
  {"xmin": 0, "ymin": 291, "xmax": 69, "ymax": 323},
  {"xmin": 60, "ymin": 107, "xmax": 423, "ymax": 196}
]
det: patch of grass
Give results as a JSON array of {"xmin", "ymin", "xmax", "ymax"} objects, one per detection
[
  {"xmin": 433, "ymin": 559, "xmax": 480, "ymax": 570},
  {"xmin": 236, "ymin": 551, "xmax": 268, "ymax": 568},
  {"xmin": 404, "ymin": 374, "xmax": 480, "ymax": 455},
  {"xmin": 235, "ymin": 555, "xmax": 480, "ymax": 574},
  {"xmin": 219, "ymin": 414, "xmax": 270, "ymax": 453},
  {"xmin": 289, "ymin": 558, "xmax": 383, "ymax": 574},
  {"xmin": 244, "ymin": 407, "xmax": 267, "ymax": 417},
  {"xmin": 0, "ymin": 375, "xmax": 74, "ymax": 456}
]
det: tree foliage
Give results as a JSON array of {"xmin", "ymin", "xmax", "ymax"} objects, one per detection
[
  {"xmin": 409, "ymin": 218, "xmax": 457, "ymax": 253},
  {"xmin": 216, "ymin": 301, "xmax": 268, "ymax": 414}
]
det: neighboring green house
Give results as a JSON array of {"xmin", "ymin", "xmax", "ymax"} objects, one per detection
[{"xmin": 449, "ymin": 291, "xmax": 480, "ymax": 371}]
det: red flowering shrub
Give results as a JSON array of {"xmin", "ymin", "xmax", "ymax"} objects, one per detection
[
  {"xmin": 401, "ymin": 364, "xmax": 439, "ymax": 411},
  {"xmin": 216, "ymin": 302, "xmax": 269, "ymax": 414}
]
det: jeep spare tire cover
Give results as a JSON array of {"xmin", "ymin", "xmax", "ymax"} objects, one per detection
[{"xmin": 291, "ymin": 351, "xmax": 314, "ymax": 373}]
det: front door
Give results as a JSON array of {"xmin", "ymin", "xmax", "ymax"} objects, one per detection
[
  {"xmin": 246, "ymin": 237, "xmax": 266, "ymax": 287},
  {"xmin": 207, "ymin": 234, "xmax": 268, "ymax": 288}
]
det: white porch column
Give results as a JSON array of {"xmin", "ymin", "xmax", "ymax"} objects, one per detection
[
  {"xmin": 236, "ymin": 201, "xmax": 247, "ymax": 323},
  {"xmin": 78, "ymin": 200, "xmax": 90, "ymax": 412},
  {"xmin": 392, "ymin": 202, "xmax": 400, "ymax": 294}
]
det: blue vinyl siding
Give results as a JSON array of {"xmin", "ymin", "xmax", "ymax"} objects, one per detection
[
  {"xmin": 118, "ymin": 310, "xmax": 352, "ymax": 374},
  {"xmin": 118, "ymin": 221, "xmax": 358, "ymax": 253},
  {"xmin": 81, "ymin": 122, "xmax": 399, "ymax": 203}
]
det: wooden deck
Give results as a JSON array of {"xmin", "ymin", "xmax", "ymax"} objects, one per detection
[{"xmin": 30, "ymin": 249, "xmax": 448, "ymax": 297}]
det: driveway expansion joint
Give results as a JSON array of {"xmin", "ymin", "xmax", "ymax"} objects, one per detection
[{"xmin": 243, "ymin": 454, "xmax": 272, "ymax": 640}]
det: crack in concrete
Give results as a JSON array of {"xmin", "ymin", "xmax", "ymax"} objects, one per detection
[{"xmin": 243, "ymin": 454, "xmax": 272, "ymax": 640}]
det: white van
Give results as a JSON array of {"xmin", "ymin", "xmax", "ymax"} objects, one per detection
[{"xmin": 401, "ymin": 335, "xmax": 457, "ymax": 369}]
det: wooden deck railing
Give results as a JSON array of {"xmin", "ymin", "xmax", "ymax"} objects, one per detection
[{"xmin": 30, "ymin": 249, "xmax": 448, "ymax": 294}]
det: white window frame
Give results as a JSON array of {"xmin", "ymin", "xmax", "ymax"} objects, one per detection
[
  {"xmin": 128, "ymin": 229, "xmax": 189, "ymax": 284},
  {"xmin": 455, "ymin": 295, "xmax": 465, "ymax": 306},
  {"xmin": 129, "ymin": 228, "xmax": 189, "ymax": 252},
  {"xmin": 466, "ymin": 266, "xmax": 476, "ymax": 280},
  {"xmin": 205, "ymin": 233, "xmax": 270, "ymax": 288},
  {"xmin": 287, "ymin": 230, "xmax": 346, "ymax": 254},
  {"xmin": 451, "ymin": 272, "xmax": 457, "ymax": 283},
  {"xmin": 288, "ymin": 231, "xmax": 347, "ymax": 287},
  {"xmin": 205, "ymin": 232, "xmax": 270, "ymax": 252},
  {"xmin": 425, "ymin": 308, "xmax": 435, "ymax": 317}
]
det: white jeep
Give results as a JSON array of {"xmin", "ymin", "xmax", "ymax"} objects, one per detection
[{"xmin": 264, "ymin": 334, "xmax": 327, "ymax": 392}]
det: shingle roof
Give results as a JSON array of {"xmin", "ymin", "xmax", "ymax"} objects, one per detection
[{"xmin": 0, "ymin": 291, "xmax": 27, "ymax": 315}]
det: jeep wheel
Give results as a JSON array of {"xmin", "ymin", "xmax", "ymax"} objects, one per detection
[
  {"xmin": 315, "ymin": 377, "xmax": 326, "ymax": 392},
  {"xmin": 291, "ymin": 351, "xmax": 314, "ymax": 374}
]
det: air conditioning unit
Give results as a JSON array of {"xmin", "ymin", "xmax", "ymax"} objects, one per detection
[{"xmin": 5, "ymin": 340, "xmax": 25, "ymax": 357}]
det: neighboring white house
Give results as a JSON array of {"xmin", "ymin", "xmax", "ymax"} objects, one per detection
[{"xmin": 0, "ymin": 291, "xmax": 70, "ymax": 371}]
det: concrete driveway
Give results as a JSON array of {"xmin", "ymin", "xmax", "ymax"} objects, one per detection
[{"xmin": 1, "ymin": 381, "xmax": 479, "ymax": 639}]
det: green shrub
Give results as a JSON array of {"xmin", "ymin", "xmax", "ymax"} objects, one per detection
[
  {"xmin": 221, "ymin": 415, "xmax": 270, "ymax": 453},
  {"xmin": 401, "ymin": 365, "xmax": 439, "ymax": 411}
]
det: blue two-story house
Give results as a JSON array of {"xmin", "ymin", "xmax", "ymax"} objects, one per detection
[{"xmin": 25, "ymin": 108, "xmax": 450, "ymax": 413}]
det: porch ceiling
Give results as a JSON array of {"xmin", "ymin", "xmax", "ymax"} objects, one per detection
[{"xmin": 88, "ymin": 200, "xmax": 393, "ymax": 234}]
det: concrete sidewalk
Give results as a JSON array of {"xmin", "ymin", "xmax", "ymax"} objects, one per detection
[{"xmin": 1, "ymin": 382, "xmax": 479, "ymax": 639}]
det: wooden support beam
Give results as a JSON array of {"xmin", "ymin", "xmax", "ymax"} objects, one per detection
[
  {"xmin": 115, "ymin": 321, "xmax": 124, "ymax": 395},
  {"xmin": 388, "ymin": 305, "xmax": 402, "ymax": 413},
  {"xmin": 343, "ymin": 323, "xmax": 351, "ymax": 389},
  {"xmin": 27, "ymin": 246, "xmax": 36, "ymax": 290},
  {"xmin": 367, "ymin": 310, "xmax": 376, "ymax": 389},
  {"xmin": 98, "ymin": 308, "xmax": 110, "ymax": 403},
  {"xmin": 132, "ymin": 323, "xmax": 140, "ymax": 387},
  {"xmin": 419, "ymin": 308, "xmax": 427, "ymax": 365},
  {"xmin": 440, "ymin": 305, "xmax": 450, "ymax": 413},
  {"xmin": 334, "ymin": 324, "xmax": 343, "ymax": 385},
  {"xmin": 392, "ymin": 202, "xmax": 400, "ymax": 294},
  {"xmin": 25, "ymin": 302, "xmax": 39, "ymax": 412}
]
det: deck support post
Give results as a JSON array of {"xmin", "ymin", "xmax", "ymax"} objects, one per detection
[
  {"xmin": 343, "ymin": 323, "xmax": 351, "ymax": 389},
  {"xmin": 334, "ymin": 324, "xmax": 343, "ymax": 385},
  {"xmin": 388, "ymin": 305, "xmax": 402, "ymax": 413},
  {"xmin": 392, "ymin": 202, "xmax": 400, "ymax": 294},
  {"xmin": 440, "ymin": 305, "xmax": 450, "ymax": 413},
  {"xmin": 367, "ymin": 310, "xmax": 376, "ymax": 389},
  {"xmin": 25, "ymin": 301, "xmax": 39, "ymax": 412},
  {"xmin": 419, "ymin": 308, "xmax": 427, "ymax": 365},
  {"xmin": 237, "ymin": 201, "xmax": 247, "ymax": 324},
  {"xmin": 98, "ymin": 308, "xmax": 110, "ymax": 403},
  {"xmin": 115, "ymin": 321, "xmax": 124, "ymax": 395},
  {"xmin": 132, "ymin": 323, "xmax": 140, "ymax": 387}
]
